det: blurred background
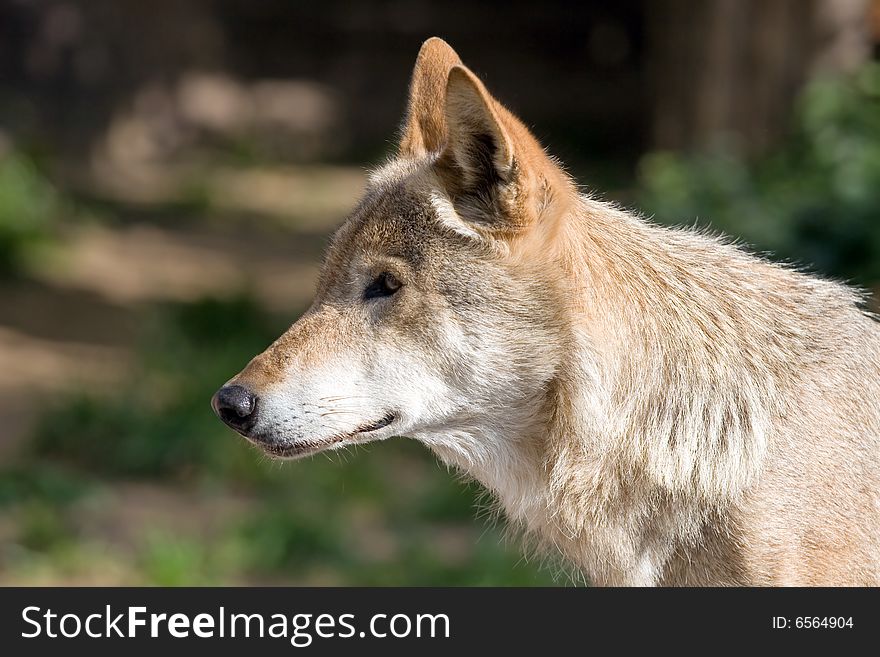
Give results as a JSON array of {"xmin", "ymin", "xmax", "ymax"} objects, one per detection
[{"xmin": 0, "ymin": 0, "xmax": 879, "ymax": 585}]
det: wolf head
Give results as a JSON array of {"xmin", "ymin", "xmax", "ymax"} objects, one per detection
[{"xmin": 213, "ymin": 38, "xmax": 576, "ymax": 478}]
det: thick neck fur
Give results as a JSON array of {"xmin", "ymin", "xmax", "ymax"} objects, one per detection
[{"xmin": 433, "ymin": 193, "xmax": 866, "ymax": 585}]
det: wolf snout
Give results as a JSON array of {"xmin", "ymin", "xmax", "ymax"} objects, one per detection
[{"xmin": 212, "ymin": 384, "xmax": 259, "ymax": 434}]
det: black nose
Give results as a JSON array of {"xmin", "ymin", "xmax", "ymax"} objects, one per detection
[{"xmin": 212, "ymin": 385, "xmax": 258, "ymax": 433}]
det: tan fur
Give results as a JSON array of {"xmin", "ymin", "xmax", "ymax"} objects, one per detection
[
  {"xmin": 400, "ymin": 37, "xmax": 463, "ymax": 157},
  {"xmin": 223, "ymin": 39, "xmax": 880, "ymax": 586}
]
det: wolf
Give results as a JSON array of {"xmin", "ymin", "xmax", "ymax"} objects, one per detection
[{"xmin": 212, "ymin": 38, "xmax": 880, "ymax": 586}]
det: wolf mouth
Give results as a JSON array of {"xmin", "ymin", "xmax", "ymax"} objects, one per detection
[
  {"xmin": 357, "ymin": 412, "xmax": 395, "ymax": 434},
  {"xmin": 257, "ymin": 412, "xmax": 397, "ymax": 459}
]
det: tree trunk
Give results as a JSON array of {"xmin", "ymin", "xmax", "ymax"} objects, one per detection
[{"xmin": 647, "ymin": 0, "xmax": 872, "ymax": 156}]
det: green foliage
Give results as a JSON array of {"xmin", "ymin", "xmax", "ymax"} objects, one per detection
[
  {"xmin": 639, "ymin": 62, "xmax": 880, "ymax": 287},
  {"xmin": 0, "ymin": 465, "xmax": 91, "ymax": 509},
  {"xmin": 0, "ymin": 151, "xmax": 60, "ymax": 275},
  {"xmin": 17, "ymin": 502, "xmax": 74, "ymax": 552},
  {"xmin": 138, "ymin": 535, "xmax": 217, "ymax": 586},
  {"xmin": 236, "ymin": 507, "xmax": 348, "ymax": 573}
]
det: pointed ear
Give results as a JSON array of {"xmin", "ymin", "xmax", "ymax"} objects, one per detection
[
  {"xmin": 436, "ymin": 65, "xmax": 574, "ymax": 232},
  {"xmin": 399, "ymin": 38, "xmax": 463, "ymax": 158},
  {"xmin": 441, "ymin": 66, "xmax": 515, "ymax": 193}
]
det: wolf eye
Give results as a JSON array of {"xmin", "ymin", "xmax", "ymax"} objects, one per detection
[{"xmin": 363, "ymin": 272, "xmax": 402, "ymax": 300}]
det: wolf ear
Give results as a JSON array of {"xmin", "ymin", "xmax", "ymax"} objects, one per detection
[
  {"xmin": 441, "ymin": 66, "xmax": 515, "ymax": 191},
  {"xmin": 436, "ymin": 66, "xmax": 573, "ymax": 233},
  {"xmin": 399, "ymin": 38, "xmax": 463, "ymax": 158}
]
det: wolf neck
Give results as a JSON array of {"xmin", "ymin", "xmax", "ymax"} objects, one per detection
[{"xmin": 466, "ymin": 196, "xmax": 799, "ymax": 585}]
